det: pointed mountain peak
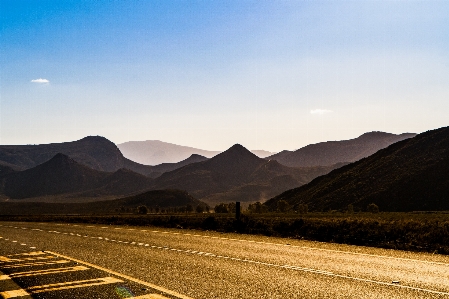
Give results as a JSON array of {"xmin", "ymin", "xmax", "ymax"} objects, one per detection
[
  {"xmin": 219, "ymin": 144, "xmax": 258, "ymax": 158},
  {"xmin": 207, "ymin": 144, "xmax": 262, "ymax": 169},
  {"xmin": 228, "ymin": 143, "xmax": 246, "ymax": 150}
]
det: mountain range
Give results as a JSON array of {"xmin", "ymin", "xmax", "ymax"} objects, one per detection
[
  {"xmin": 0, "ymin": 129, "xmax": 429, "ymax": 209},
  {"xmin": 0, "ymin": 145, "xmax": 342, "ymax": 205},
  {"xmin": 0, "ymin": 136, "xmax": 210, "ymax": 179},
  {"xmin": 268, "ymin": 132, "xmax": 416, "ymax": 167},
  {"xmin": 148, "ymin": 144, "xmax": 345, "ymax": 205},
  {"xmin": 264, "ymin": 127, "xmax": 449, "ymax": 212},
  {"xmin": 117, "ymin": 140, "xmax": 274, "ymax": 165}
]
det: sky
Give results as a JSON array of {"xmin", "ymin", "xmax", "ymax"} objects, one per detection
[{"xmin": 1, "ymin": 1, "xmax": 448, "ymax": 152}]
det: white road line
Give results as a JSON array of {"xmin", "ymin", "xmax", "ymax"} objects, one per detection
[{"xmin": 138, "ymin": 228, "xmax": 449, "ymax": 267}]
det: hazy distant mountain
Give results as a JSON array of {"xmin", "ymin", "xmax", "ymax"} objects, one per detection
[
  {"xmin": 2, "ymin": 153, "xmax": 153, "ymax": 199},
  {"xmin": 0, "ymin": 136, "xmax": 154, "ymax": 176},
  {"xmin": 150, "ymin": 144, "xmax": 344, "ymax": 205},
  {"xmin": 0, "ymin": 189, "xmax": 206, "ymax": 215},
  {"xmin": 118, "ymin": 140, "xmax": 220, "ymax": 165},
  {"xmin": 264, "ymin": 126, "xmax": 449, "ymax": 212},
  {"xmin": 117, "ymin": 140, "xmax": 274, "ymax": 165},
  {"xmin": 267, "ymin": 132, "xmax": 416, "ymax": 167}
]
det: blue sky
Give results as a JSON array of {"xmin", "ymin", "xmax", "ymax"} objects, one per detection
[{"xmin": 1, "ymin": 1, "xmax": 448, "ymax": 152}]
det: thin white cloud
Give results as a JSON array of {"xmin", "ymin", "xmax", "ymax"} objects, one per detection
[
  {"xmin": 31, "ymin": 78, "xmax": 49, "ymax": 83},
  {"xmin": 310, "ymin": 109, "xmax": 333, "ymax": 115}
]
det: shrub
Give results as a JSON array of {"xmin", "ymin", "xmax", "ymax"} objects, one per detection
[
  {"xmin": 277, "ymin": 200, "xmax": 291, "ymax": 213},
  {"xmin": 297, "ymin": 204, "xmax": 308, "ymax": 214},
  {"xmin": 137, "ymin": 205, "xmax": 148, "ymax": 214},
  {"xmin": 367, "ymin": 203, "xmax": 379, "ymax": 213},
  {"xmin": 347, "ymin": 204, "xmax": 354, "ymax": 214},
  {"xmin": 214, "ymin": 203, "xmax": 229, "ymax": 213},
  {"xmin": 248, "ymin": 202, "xmax": 268, "ymax": 213}
]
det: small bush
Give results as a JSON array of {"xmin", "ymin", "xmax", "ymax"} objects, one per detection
[
  {"xmin": 137, "ymin": 205, "xmax": 148, "ymax": 214},
  {"xmin": 367, "ymin": 203, "xmax": 379, "ymax": 213}
]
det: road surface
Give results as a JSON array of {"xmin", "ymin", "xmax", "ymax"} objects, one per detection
[{"xmin": 1, "ymin": 221, "xmax": 449, "ymax": 298}]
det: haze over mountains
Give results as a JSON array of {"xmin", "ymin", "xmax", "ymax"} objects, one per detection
[
  {"xmin": 2, "ymin": 129, "xmax": 440, "ymax": 212},
  {"xmin": 268, "ymin": 132, "xmax": 416, "ymax": 167},
  {"xmin": 118, "ymin": 140, "xmax": 274, "ymax": 165},
  {"xmin": 265, "ymin": 127, "xmax": 449, "ymax": 212},
  {"xmin": 0, "ymin": 144, "xmax": 341, "ymax": 205},
  {"xmin": 149, "ymin": 144, "xmax": 345, "ymax": 205}
]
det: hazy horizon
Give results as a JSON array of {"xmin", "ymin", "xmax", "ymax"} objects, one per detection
[{"xmin": 1, "ymin": 1, "xmax": 448, "ymax": 152}]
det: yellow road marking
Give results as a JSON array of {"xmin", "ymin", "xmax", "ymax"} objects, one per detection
[
  {"xmin": 27, "ymin": 276, "xmax": 123, "ymax": 294},
  {"xmin": 0, "ymin": 289, "xmax": 30, "ymax": 299},
  {"xmin": 45, "ymin": 251, "xmax": 194, "ymax": 299},
  {"xmin": 2, "ymin": 277, "xmax": 123, "ymax": 298},
  {"xmin": 0, "ymin": 265, "xmax": 89, "ymax": 280},
  {"xmin": 0, "ymin": 256, "xmax": 56, "ymax": 264},
  {"xmin": 133, "ymin": 295, "xmax": 171, "ymax": 299},
  {"xmin": 9, "ymin": 252, "xmax": 46, "ymax": 257},
  {"xmin": 1, "ymin": 260, "xmax": 69, "ymax": 269}
]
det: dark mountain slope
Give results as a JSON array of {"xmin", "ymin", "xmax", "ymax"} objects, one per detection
[
  {"xmin": 3, "ymin": 153, "xmax": 105, "ymax": 199},
  {"xmin": 268, "ymin": 132, "xmax": 416, "ymax": 167},
  {"xmin": 96, "ymin": 168, "xmax": 154, "ymax": 196},
  {"xmin": 151, "ymin": 144, "xmax": 345, "ymax": 204},
  {"xmin": 264, "ymin": 126, "xmax": 449, "ymax": 212},
  {"xmin": 2, "ymin": 154, "xmax": 154, "ymax": 199}
]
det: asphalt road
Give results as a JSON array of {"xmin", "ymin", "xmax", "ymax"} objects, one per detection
[{"xmin": 1, "ymin": 221, "xmax": 449, "ymax": 298}]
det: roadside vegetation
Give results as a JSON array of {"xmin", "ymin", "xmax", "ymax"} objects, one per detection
[{"xmin": 2, "ymin": 208, "xmax": 449, "ymax": 255}]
